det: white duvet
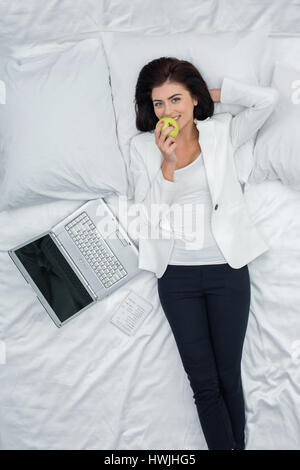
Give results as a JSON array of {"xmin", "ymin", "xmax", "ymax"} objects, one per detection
[{"xmin": 0, "ymin": 0, "xmax": 300, "ymax": 450}]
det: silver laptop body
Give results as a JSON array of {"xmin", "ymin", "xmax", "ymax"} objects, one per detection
[{"xmin": 8, "ymin": 198, "xmax": 139, "ymax": 328}]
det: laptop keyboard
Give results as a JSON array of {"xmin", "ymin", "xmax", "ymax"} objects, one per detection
[{"xmin": 65, "ymin": 211, "xmax": 127, "ymax": 288}]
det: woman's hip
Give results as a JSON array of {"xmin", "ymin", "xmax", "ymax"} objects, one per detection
[{"xmin": 157, "ymin": 262, "xmax": 250, "ymax": 299}]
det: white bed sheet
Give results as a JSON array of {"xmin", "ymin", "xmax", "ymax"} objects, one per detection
[
  {"xmin": 0, "ymin": 0, "xmax": 300, "ymax": 450},
  {"xmin": 1, "ymin": 0, "xmax": 300, "ymax": 45}
]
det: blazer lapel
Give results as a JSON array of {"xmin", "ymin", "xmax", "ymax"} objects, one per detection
[{"xmin": 196, "ymin": 118, "xmax": 225, "ymax": 205}]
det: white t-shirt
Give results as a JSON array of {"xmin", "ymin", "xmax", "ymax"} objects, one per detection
[{"xmin": 164, "ymin": 152, "xmax": 227, "ymax": 265}]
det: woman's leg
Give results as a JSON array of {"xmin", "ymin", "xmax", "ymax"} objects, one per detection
[
  {"xmin": 203, "ymin": 264, "xmax": 251, "ymax": 450},
  {"xmin": 157, "ymin": 264, "xmax": 235, "ymax": 450}
]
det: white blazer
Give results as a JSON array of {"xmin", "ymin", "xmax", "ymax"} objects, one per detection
[{"xmin": 128, "ymin": 77, "xmax": 278, "ymax": 279}]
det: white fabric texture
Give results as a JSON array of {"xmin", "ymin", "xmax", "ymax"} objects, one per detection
[
  {"xmin": 0, "ymin": 36, "xmax": 128, "ymax": 211},
  {"xmin": 0, "ymin": 0, "xmax": 300, "ymax": 451},
  {"xmin": 1, "ymin": 0, "xmax": 300, "ymax": 43},
  {"xmin": 249, "ymin": 62, "xmax": 300, "ymax": 190}
]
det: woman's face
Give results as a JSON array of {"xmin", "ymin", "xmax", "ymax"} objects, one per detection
[{"xmin": 151, "ymin": 81, "xmax": 198, "ymax": 132}]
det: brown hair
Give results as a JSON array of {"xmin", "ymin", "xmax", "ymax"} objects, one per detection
[{"xmin": 134, "ymin": 57, "xmax": 214, "ymax": 132}]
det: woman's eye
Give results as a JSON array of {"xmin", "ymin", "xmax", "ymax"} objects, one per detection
[{"xmin": 154, "ymin": 97, "xmax": 180, "ymax": 107}]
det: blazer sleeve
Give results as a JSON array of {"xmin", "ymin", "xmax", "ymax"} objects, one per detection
[
  {"xmin": 220, "ymin": 77, "xmax": 279, "ymax": 149},
  {"xmin": 128, "ymin": 136, "xmax": 178, "ymax": 230}
]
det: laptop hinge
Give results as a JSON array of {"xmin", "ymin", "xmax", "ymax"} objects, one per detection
[{"xmin": 50, "ymin": 231, "xmax": 98, "ymax": 301}]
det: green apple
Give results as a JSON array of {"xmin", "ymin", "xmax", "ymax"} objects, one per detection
[{"xmin": 155, "ymin": 116, "xmax": 179, "ymax": 138}]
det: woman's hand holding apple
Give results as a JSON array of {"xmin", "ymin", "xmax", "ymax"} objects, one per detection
[{"xmin": 154, "ymin": 121, "xmax": 177, "ymax": 165}]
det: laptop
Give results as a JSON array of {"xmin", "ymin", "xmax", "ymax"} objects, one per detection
[{"xmin": 8, "ymin": 198, "xmax": 140, "ymax": 328}]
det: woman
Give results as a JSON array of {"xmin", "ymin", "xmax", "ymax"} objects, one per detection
[{"xmin": 129, "ymin": 57, "xmax": 278, "ymax": 450}]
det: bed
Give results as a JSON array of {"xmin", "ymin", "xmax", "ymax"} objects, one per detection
[{"xmin": 0, "ymin": 0, "xmax": 299, "ymax": 450}]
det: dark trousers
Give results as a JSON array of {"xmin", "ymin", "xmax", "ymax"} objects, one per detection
[{"xmin": 157, "ymin": 262, "xmax": 251, "ymax": 450}]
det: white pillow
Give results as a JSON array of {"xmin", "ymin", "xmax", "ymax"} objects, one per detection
[
  {"xmin": 249, "ymin": 62, "xmax": 300, "ymax": 190},
  {"xmin": 101, "ymin": 30, "xmax": 267, "ymax": 173},
  {"xmin": 259, "ymin": 36, "xmax": 300, "ymax": 87},
  {"xmin": 0, "ymin": 36, "xmax": 128, "ymax": 211}
]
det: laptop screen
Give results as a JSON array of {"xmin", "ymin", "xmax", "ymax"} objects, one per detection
[{"xmin": 14, "ymin": 234, "xmax": 94, "ymax": 322}]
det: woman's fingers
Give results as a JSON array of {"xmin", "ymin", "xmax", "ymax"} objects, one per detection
[
  {"xmin": 160, "ymin": 125, "xmax": 175, "ymax": 141},
  {"xmin": 158, "ymin": 128, "xmax": 176, "ymax": 151},
  {"xmin": 154, "ymin": 122, "xmax": 177, "ymax": 158},
  {"xmin": 155, "ymin": 122, "xmax": 175, "ymax": 140},
  {"xmin": 165, "ymin": 135, "xmax": 176, "ymax": 146}
]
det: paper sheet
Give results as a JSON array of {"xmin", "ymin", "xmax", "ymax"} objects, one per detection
[{"xmin": 110, "ymin": 290, "xmax": 153, "ymax": 336}]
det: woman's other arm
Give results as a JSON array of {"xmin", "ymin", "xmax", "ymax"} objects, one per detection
[{"xmin": 217, "ymin": 77, "xmax": 279, "ymax": 149}]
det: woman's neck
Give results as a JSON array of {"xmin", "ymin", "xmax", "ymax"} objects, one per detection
[{"xmin": 176, "ymin": 123, "xmax": 199, "ymax": 149}]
